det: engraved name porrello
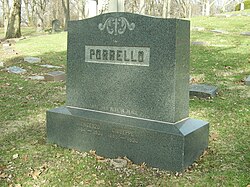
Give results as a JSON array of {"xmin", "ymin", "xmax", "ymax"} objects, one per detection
[{"xmin": 98, "ymin": 17, "xmax": 135, "ymax": 35}]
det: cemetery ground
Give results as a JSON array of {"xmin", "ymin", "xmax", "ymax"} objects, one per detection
[{"xmin": 0, "ymin": 12, "xmax": 250, "ymax": 186}]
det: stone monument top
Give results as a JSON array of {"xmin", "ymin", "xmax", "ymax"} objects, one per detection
[
  {"xmin": 66, "ymin": 12, "xmax": 189, "ymax": 123},
  {"xmin": 47, "ymin": 12, "xmax": 209, "ymax": 172}
]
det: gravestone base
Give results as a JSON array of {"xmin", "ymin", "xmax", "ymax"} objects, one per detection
[
  {"xmin": 44, "ymin": 71, "xmax": 65, "ymax": 81},
  {"xmin": 47, "ymin": 106, "xmax": 209, "ymax": 172}
]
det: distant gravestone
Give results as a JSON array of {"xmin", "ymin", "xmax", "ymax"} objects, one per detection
[
  {"xmin": 85, "ymin": 0, "xmax": 97, "ymax": 18},
  {"xmin": 0, "ymin": 62, "xmax": 4, "ymax": 67},
  {"xmin": 2, "ymin": 43, "xmax": 12, "ymax": 48},
  {"xmin": 240, "ymin": 2, "xmax": 245, "ymax": 11},
  {"xmin": 52, "ymin": 19, "xmax": 61, "ymax": 33},
  {"xmin": 240, "ymin": 32, "xmax": 250, "ymax": 36},
  {"xmin": 224, "ymin": 14, "xmax": 232, "ymax": 18},
  {"xmin": 191, "ymin": 41, "xmax": 209, "ymax": 46},
  {"xmin": 28, "ymin": 75, "xmax": 45, "ymax": 80},
  {"xmin": 7, "ymin": 66, "xmax": 26, "ymax": 74},
  {"xmin": 191, "ymin": 27, "xmax": 205, "ymax": 31},
  {"xmin": 40, "ymin": 64, "xmax": 62, "ymax": 69},
  {"xmin": 45, "ymin": 71, "xmax": 65, "ymax": 81},
  {"xmin": 211, "ymin": 29, "xmax": 228, "ymax": 34},
  {"xmin": 24, "ymin": 57, "xmax": 41, "ymax": 63},
  {"xmin": 245, "ymin": 76, "xmax": 250, "ymax": 86},
  {"xmin": 2, "ymin": 42, "xmax": 18, "ymax": 55},
  {"xmin": 190, "ymin": 84, "xmax": 218, "ymax": 98},
  {"xmin": 47, "ymin": 13, "xmax": 209, "ymax": 171}
]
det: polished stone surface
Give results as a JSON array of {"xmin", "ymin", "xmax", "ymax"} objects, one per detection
[
  {"xmin": 47, "ymin": 13, "xmax": 209, "ymax": 171},
  {"xmin": 45, "ymin": 71, "xmax": 65, "ymax": 81},
  {"xmin": 40, "ymin": 64, "xmax": 62, "ymax": 69},
  {"xmin": 52, "ymin": 19, "xmax": 61, "ymax": 33},
  {"xmin": 67, "ymin": 12, "xmax": 190, "ymax": 123},
  {"xmin": 24, "ymin": 57, "xmax": 41, "ymax": 63},
  {"xmin": 7, "ymin": 66, "xmax": 26, "ymax": 74},
  {"xmin": 246, "ymin": 75, "xmax": 250, "ymax": 86},
  {"xmin": 211, "ymin": 29, "xmax": 228, "ymax": 34},
  {"xmin": 0, "ymin": 61, "xmax": 4, "ymax": 67},
  {"xmin": 190, "ymin": 84, "xmax": 218, "ymax": 98},
  {"xmin": 28, "ymin": 75, "xmax": 45, "ymax": 80},
  {"xmin": 240, "ymin": 32, "xmax": 250, "ymax": 36},
  {"xmin": 47, "ymin": 106, "xmax": 209, "ymax": 171},
  {"xmin": 191, "ymin": 41, "xmax": 209, "ymax": 46}
]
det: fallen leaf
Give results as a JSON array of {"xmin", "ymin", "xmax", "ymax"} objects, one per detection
[
  {"xmin": 96, "ymin": 180, "xmax": 105, "ymax": 185},
  {"xmin": 23, "ymin": 155, "xmax": 28, "ymax": 161},
  {"xmin": 96, "ymin": 155, "xmax": 105, "ymax": 160},
  {"xmin": 12, "ymin": 154, "xmax": 19, "ymax": 160},
  {"xmin": 210, "ymin": 132, "xmax": 219, "ymax": 141},
  {"xmin": 0, "ymin": 173, "xmax": 8, "ymax": 178},
  {"xmin": 30, "ymin": 170, "xmax": 41, "ymax": 180},
  {"xmin": 89, "ymin": 150, "xmax": 96, "ymax": 155}
]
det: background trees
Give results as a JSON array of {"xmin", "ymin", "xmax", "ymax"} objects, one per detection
[
  {"xmin": 4, "ymin": 0, "xmax": 21, "ymax": 38},
  {"xmin": 0, "ymin": 0, "xmax": 245, "ymax": 39}
]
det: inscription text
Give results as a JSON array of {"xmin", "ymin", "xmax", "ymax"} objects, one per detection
[{"xmin": 85, "ymin": 46, "xmax": 150, "ymax": 66}]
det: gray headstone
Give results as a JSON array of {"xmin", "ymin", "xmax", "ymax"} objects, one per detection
[
  {"xmin": 28, "ymin": 75, "xmax": 45, "ymax": 80},
  {"xmin": 24, "ymin": 57, "xmax": 41, "ymax": 63},
  {"xmin": 47, "ymin": 13, "xmax": 209, "ymax": 172},
  {"xmin": 240, "ymin": 32, "xmax": 250, "ymax": 36},
  {"xmin": 211, "ymin": 29, "xmax": 228, "ymax": 34},
  {"xmin": 40, "ymin": 64, "xmax": 62, "ymax": 69},
  {"xmin": 191, "ymin": 41, "xmax": 209, "ymax": 46},
  {"xmin": 7, "ymin": 66, "xmax": 27, "ymax": 74},
  {"xmin": 240, "ymin": 2, "xmax": 245, "ymax": 11},
  {"xmin": 0, "ymin": 62, "xmax": 4, "ymax": 67},
  {"xmin": 44, "ymin": 71, "xmax": 65, "ymax": 81},
  {"xmin": 245, "ymin": 75, "xmax": 250, "ymax": 86},
  {"xmin": 52, "ymin": 19, "xmax": 61, "ymax": 33},
  {"xmin": 190, "ymin": 84, "xmax": 218, "ymax": 98},
  {"xmin": 191, "ymin": 27, "xmax": 205, "ymax": 31}
]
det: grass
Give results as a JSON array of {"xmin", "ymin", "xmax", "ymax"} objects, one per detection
[{"xmin": 1, "ymin": 12, "xmax": 250, "ymax": 186}]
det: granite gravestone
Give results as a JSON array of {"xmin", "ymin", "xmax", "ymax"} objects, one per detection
[
  {"xmin": 52, "ymin": 19, "xmax": 61, "ymax": 33},
  {"xmin": 47, "ymin": 12, "xmax": 209, "ymax": 171},
  {"xmin": 190, "ymin": 84, "xmax": 218, "ymax": 98}
]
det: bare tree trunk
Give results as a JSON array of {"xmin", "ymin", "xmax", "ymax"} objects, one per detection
[
  {"xmin": 163, "ymin": 0, "xmax": 171, "ymax": 18},
  {"xmin": 176, "ymin": 0, "xmax": 189, "ymax": 18},
  {"xmin": 205, "ymin": 0, "xmax": 210, "ymax": 16},
  {"xmin": 78, "ymin": 0, "xmax": 85, "ymax": 19},
  {"xmin": 162, "ymin": 0, "xmax": 167, "ymax": 18},
  {"xmin": 5, "ymin": 0, "xmax": 21, "ymax": 39},
  {"xmin": 31, "ymin": 0, "xmax": 36, "ymax": 26},
  {"xmin": 139, "ymin": 0, "xmax": 145, "ymax": 14},
  {"xmin": 23, "ymin": 0, "xmax": 33, "ymax": 26},
  {"xmin": 221, "ymin": 0, "xmax": 234, "ymax": 12},
  {"xmin": 188, "ymin": 3, "xmax": 192, "ymax": 18},
  {"xmin": 167, "ymin": 0, "xmax": 171, "ymax": 18},
  {"xmin": 35, "ymin": 2, "xmax": 44, "ymax": 32},
  {"xmin": 62, "ymin": 0, "xmax": 70, "ymax": 30},
  {"xmin": 204, "ymin": 0, "xmax": 215, "ymax": 16},
  {"xmin": 3, "ymin": 0, "xmax": 10, "ymax": 34}
]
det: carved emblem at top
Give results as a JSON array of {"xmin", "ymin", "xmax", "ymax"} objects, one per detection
[{"xmin": 98, "ymin": 17, "xmax": 135, "ymax": 35}]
